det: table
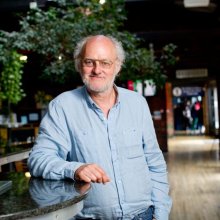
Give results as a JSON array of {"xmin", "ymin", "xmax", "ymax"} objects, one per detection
[
  {"xmin": 0, "ymin": 122, "xmax": 37, "ymax": 172},
  {"xmin": 0, "ymin": 144, "xmax": 31, "ymax": 172},
  {"xmin": 0, "ymin": 172, "xmax": 90, "ymax": 220}
]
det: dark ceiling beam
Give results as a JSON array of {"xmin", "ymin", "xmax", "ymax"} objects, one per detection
[{"xmin": 124, "ymin": 0, "xmax": 220, "ymax": 32}]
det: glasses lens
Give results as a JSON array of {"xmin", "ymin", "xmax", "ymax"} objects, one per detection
[
  {"xmin": 100, "ymin": 60, "xmax": 112, "ymax": 69},
  {"xmin": 83, "ymin": 59, "xmax": 94, "ymax": 67},
  {"xmin": 82, "ymin": 59, "xmax": 113, "ymax": 69}
]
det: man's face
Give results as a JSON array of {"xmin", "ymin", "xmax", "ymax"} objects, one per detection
[{"xmin": 80, "ymin": 36, "xmax": 120, "ymax": 94}]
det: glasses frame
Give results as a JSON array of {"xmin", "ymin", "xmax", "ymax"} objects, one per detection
[{"xmin": 81, "ymin": 58, "xmax": 114, "ymax": 69}]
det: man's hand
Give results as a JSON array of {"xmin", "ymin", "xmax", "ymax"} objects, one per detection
[{"xmin": 74, "ymin": 163, "xmax": 110, "ymax": 184}]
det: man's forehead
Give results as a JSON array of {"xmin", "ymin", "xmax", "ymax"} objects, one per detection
[
  {"xmin": 86, "ymin": 36, "xmax": 113, "ymax": 46},
  {"xmin": 83, "ymin": 37, "xmax": 116, "ymax": 58}
]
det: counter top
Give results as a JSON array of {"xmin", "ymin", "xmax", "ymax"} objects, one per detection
[
  {"xmin": 0, "ymin": 145, "xmax": 31, "ymax": 172},
  {"xmin": 0, "ymin": 172, "xmax": 90, "ymax": 220}
]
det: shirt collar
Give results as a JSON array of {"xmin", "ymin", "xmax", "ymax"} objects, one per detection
[{"xmin": 83, "ymin": 85, "xmax": 120, "ymax": 109}]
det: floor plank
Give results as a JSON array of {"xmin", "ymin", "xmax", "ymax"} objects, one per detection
[{"xmin": 166, "ymin": 136, "xmax": 220, "ymax": 220}]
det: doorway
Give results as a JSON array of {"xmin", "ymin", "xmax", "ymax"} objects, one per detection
[{"xmin": 171, "ymin": 81, "xmax": 219, "ymax": 136}]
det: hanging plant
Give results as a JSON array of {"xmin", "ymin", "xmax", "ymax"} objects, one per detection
[{"xmin": 0, "ymin": 50, "xmax": 26, "ymax": 120}]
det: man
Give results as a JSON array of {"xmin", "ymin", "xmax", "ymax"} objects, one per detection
[{"xmin": 28, "ymin": 35, "xmax": 172, "ymax": 220}]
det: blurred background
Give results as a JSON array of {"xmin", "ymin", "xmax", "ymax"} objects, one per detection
[{"xmin": 0, "ymin": 1, "xmax": 219, "ymax": 220}]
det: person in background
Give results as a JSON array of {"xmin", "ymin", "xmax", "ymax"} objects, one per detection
[
  {"xmin": 183, "ymin": 100, "xmax": 193, "ymax": 131},
  {"xmin": 191, "ymin": 100, "xmax": 203, "ymax": 133},
  {"xmin": 28, "ymin": 35, "xmax": 172, "ymax": 220}
]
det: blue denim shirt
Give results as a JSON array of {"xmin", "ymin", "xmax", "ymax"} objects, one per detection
[{"xmin": 28, "ymin": 86, "xmax": 172, "ymax": 220}]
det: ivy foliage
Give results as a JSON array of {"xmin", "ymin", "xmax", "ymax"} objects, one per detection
[
  {"xmin": 0, "ymin": 0, "xmax": 177, "ymax": 89},
  {"xmin": 0, "ymin": 47, "xmax": 26, "ymax": 105}
]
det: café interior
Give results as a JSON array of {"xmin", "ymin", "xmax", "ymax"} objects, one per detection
[{"xmin": 0, "ymin": 1, "xmax": 220, "ymax": 220}]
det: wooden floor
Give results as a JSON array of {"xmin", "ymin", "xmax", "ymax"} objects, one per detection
[{"xmin": 165, "ymin": 136, "xmax": 220, "ymax": 220}]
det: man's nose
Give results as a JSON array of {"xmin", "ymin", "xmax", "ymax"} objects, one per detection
[{"xmin": 92, "ymin": 61, "xmax": 102, "ymax": 74}]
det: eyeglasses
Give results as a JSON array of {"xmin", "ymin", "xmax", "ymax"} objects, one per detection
[{"xmin": 82, "ymin": 58, "xmax": 114, "ymax": 69}]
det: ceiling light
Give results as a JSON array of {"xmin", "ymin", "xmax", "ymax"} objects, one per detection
[
  {"xmin": 184, "ymin": 0, "xmax": 210, "ymax": 7},
  {"xmin": 99, "ymin": 0, "xmax": 106, "ymax": 5},
  {"xmin": 20, "ymin": 55, "xmax": 27, "ymax": 61},
  {"xmin": 29, "ymin": 1, "xmax": 37, "ymax": 9}
]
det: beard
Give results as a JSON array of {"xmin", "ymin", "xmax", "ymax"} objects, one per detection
[{"xmin": 81, "ymin": 74, "xmax": 117, "ymax": 94}]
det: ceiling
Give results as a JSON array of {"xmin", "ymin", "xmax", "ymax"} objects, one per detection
[
  {"xmin": 0, "ymin": 0, "xmax": 219, "ymax": 34},
  {"xmin": 125, "ymin": 0, "xmax": 220, "ymax": 31},
  {"xmin": 0, "ymin": 0, "xmax": 219, "ymax": 28},
  {"xmin": 124, "ymin": 0, "xmax": 220, "ymax": 74}
]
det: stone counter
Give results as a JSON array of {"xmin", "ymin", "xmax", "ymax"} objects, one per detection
[{"xmin": 0, "ymin": 172, "xmax": 90, "ymax": 220}]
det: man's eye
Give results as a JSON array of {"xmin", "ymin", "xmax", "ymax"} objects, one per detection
[
  {"xmin": 83, "ymin": 59, "xmax": 93, "ymax": 66},
  {"xmin": 84, "ymin": 59, "xmax": 93, "ymax": 65},
  {"xmin": 101, "ymin": 61, "xmax": 111, "ymax": 67}
]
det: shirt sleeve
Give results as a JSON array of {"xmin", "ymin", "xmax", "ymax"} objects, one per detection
[
  {"xmin": 28, "ymin": 100, "xmax": 85, "ymax": 180},
  {"xmin": 141, "ymin": 98, "xmax": 172, "ymax": 220}
]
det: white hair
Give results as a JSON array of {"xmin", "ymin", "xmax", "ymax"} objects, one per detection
[{"xmin": 73, "ymin": 35, "xmax": 125, "ymax": 72}]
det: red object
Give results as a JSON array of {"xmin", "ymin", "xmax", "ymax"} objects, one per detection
[
  {"xmin": 127, "ymin": 80, "xmax": 134, "ymax": 90},
  {"xmin": 195, "ymin": 102, "xmax": 201, "ymax": 111}
]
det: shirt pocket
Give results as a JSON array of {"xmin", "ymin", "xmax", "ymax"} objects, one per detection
[
  {"xmin": 117, "ymin": 128, "xmax": 143, "ymax": 159},
  {"xmin": 74, "ymin": 130, "xmax": 95, "ymax": 161}
]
